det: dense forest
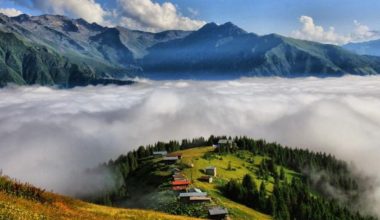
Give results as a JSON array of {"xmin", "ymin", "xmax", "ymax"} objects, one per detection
[{"xmin": 86, "ymin": 135, "xmax": 376, "ymax": 220}]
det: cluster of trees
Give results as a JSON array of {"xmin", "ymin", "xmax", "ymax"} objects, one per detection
[
  {"xmin": 223, "ymin": 174, "xmax": 375, "ymax": 220},
  {"xmin": 0, "ymin": 174, "xmax": 46, "ymax": 203},
  {"xmin": 223, "ymin": 175, "xmax": 270, "ymax": 213}
]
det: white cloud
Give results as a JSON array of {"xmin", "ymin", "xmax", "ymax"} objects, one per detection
[
  {"xmin": 0, "ymin": 76, "xmax": 380, "ymax": 216},
  {"xmin": 292, "ymin": 15, "xmax": 380, "ymax": 44},
  {"xmin": 116, "ymin": 0, "xmax": 205, "ymax": 32},
  {"xmin": 11, "ymin": 0, "xmax": 108, "ymax": 24},
  {"xmin": 187, "ymin": 7, "xmax": 199, "ymax": 17},
  {"xmin": 292, "ymin": 15, "xmax": 350, "ymax": 44},
  {"xmin": 0, "ymin": 8, "xmax": 23, "ymax": 17},
  {"xmin": 351, "ymin": 20, "xmax": 378, "ymax": 42}
]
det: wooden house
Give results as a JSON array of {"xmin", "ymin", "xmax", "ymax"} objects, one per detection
[
  {"xmin": 179, "ymin": 192, "xmax": 208, "ymax": 203},
  {"xmin": 167, "ymin": 153, "xmax": 183, "ymax": 159},
  {"xmin": 171, "ymin": 180, "xmax": 190, "ymax": 191},
  {"xmin": 199, "ymin": 175, "xmax": 213, "ymax": 183},
  {"xmin": 153, "ymin": 151, "xmax": 167, "ymax": 157},
  {"xmin": 172, "ymin": 173, "xmax": 187, "ymax": 181},
  {"xmin": 163, "ymin": 156, "xmax": 179, "ymax": 164},
  {"xmin": 208, "ymin": 207, "xmax": 228, "ymax": 219},
  {"xmin": 205, "ymin": 166, "xmax": 217, "ymax": 176}
]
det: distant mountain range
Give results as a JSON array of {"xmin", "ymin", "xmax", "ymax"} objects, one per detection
[
  {"xmin": 1, "ymin": 13, "xmax": 380, "ymax": 86},
  {"xmin": 344, "ymin": 39, "xmax": 380, "ymax": 57}
]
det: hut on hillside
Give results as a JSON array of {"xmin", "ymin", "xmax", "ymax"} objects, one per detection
[
  {"xmin": 171, "ymin": 180, "xmax": 190, "ymax": 191},
  {"xmin": 208, "ymin": 207, "xmax": 228, "ymax": 219},
  {"xmin": 153, "ymin": 151, "xmax": 168, "ymax": 157},
  {"xmin": 179, "ymin": 191, "xmax": 209, "ymax": 203},
  {"xmin": 199, "ymin": 175, "xmax": 213, "ymax": 183},
  {"xmin": 172, "ymin": 173, "xmax": 187, "ymax": 181},
  {"xmin": 205, "ymin": 166, "xmax": 217, "ymax": 177},
  {"xmin": 167, "ymin": 153, "xmax": 183, "ymax": 159},
  {"xmin": 163, "ymin": 156, "xmax": 179, "ymax": 164}
]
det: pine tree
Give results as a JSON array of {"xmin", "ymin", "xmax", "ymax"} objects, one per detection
[{"xmin": 280, "ymin": 167, "xmax": 285, "ymax": 180}]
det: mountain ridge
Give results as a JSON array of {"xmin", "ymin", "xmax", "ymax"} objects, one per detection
[
  {"xmin": 344, "ymin": 39, "xmax": 380, "ymax": 56},
  {"xmin": 1, "ymin": 13, "xmax": 380, "ymax": 85}
]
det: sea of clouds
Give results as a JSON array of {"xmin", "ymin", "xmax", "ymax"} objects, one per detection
[{"xmin": 0, "ymin": 76, "xmax": 379, "ymax": 214}]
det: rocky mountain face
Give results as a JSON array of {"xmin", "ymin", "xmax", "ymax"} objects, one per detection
[{"xmin": 0, "ymin": 13, "xmax": 380, "ymax": 85}]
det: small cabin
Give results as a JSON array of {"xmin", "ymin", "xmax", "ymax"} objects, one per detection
[
  {"xmin": 153, "ymin": 151, "xmax": 167, "ymax": 157},
  {"xmin": 208, "ymin": 207, "xmax": 228, "ymax": 220},
  {"xmin": 167, "ymin": 153, "xmax": 183, "ymax": 159},
  {"xmin": 199, "ymin": 175, "xmax": 213, "ymax": 183},
  {"xmin": 187, "ymin": 196, "xmax": 212, "ymax": 203},
  {"xmin": 171, "ymin": 180, "xmax": 190, "ymax": 191},
  {"xmin": 179, "ymin": 192, "xmax": 208, "ymax": 202},
  {"xmin": 217, "ymin": 139, "xmax": 233, "ymax": 147},
  {"xmin": 172, "ymin": 173, "xmax": 187, "ymax": 181},
  {"xmin": 205, "ymin": 166, "xmax": 217, "ymax": 177},
  {"xmin": 163, "ymin": 156, "xmax": 179, "ymax": 164}
]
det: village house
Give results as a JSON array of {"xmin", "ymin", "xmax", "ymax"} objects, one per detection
[
  {"xmin": 163, "ymin": 156, "xmax": 179, "ymax": 164},
  {"xmin": 179, "ymin": 191, "xmax": 209, "ymax": 203},
  {"xmin": 171, "ymin": 179, "xmax": 190, "ymax": 191},
  {"xmin": 208, "ymin": 207, "xmax": 229, "ymax": 220},
  {"xmin": 199, "ymin": 175, "xmax": 213, "ymax": 183},
  {"xmin": 153, "ymin": 151, "xmax": 168, "ymax": 157},
  {"xmin": 172, "ymin": 173, "xmax": 187, "ymax": 181},
  {"xmin": 205, "ymin": 166, "xmax": 217, "ymax": 176},
  {"xmin": 167, "ymin": 152, "xmax": 183, "ymax": 159},
  {"xmin": 187, "ymin": 196, "xmax": 212, "ymax": 203},
  {"xmin": 217, "ymin": 139, "xmax": 234, "ymax": 148}
]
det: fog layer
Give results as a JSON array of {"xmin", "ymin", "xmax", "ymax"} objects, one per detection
[{"xmin": 0, "ymin": 76, "xmax": 379, "ymax": 213}]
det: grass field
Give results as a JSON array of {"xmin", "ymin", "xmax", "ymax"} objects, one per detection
[{"xmin": 176, "ymin": 146, "xmax": 300, "ymax": 220}]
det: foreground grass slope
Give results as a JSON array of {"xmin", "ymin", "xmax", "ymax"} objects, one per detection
[{"xmin": 0, "ymin": 176, "xmax": 198, "ymax": 220}]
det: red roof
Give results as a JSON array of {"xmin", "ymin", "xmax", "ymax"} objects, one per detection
[{"xmin": 171, "ymin": 180, "xmax": 190, "ymax": 186}]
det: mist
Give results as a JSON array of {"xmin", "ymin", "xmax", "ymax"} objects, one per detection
[{"xmin": 0, "ymin": 76, "xmax": 379, "ymax": 214}]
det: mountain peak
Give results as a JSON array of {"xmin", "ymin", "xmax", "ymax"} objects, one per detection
[
  {"xmin": 219, "ymin": 22, "xmax": 247, "ymax": 35},
  {"xmin": 199, "ymin": 22, "xmax": 218, "ymax": 31},
  {"xmin": 197, "ymin": 22, "xmax": 247, "ymax": 36},
  {"xmin": 11, "ymin": 14, "xmax": 30, "ymax": 22}
]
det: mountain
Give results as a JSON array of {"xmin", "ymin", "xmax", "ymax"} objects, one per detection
[
  {"xmin": 1, "ymin": 13, "xmax": 380, "ymax": 85},
  {"xmin": 143, "ymin": 22, "xmax": 380, "ymax": 78},
  {"xmin": 0, "ymin": 13, "xmax": 190, "ymax": 86},
  {"xmin": 344, "ymin": 39, "xmax": 380, "ymax": 56},
  {"xmin": 0, "ymin": 31, "xmax": 134, "ymax": 87}
]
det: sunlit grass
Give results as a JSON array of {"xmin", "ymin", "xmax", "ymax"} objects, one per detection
[{"xmin": 178, "ymin": 147, "xmax": 274, "ymax": 220}]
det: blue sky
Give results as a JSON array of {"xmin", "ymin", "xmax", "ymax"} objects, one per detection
[{"xmin": 1, "ymin": 0, "xmax": 380, "ymax": 44}]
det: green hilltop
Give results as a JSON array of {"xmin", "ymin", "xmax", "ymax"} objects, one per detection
[{"xmin": 88, "ymin": 136, "xmax": 377, "ymax": 220}]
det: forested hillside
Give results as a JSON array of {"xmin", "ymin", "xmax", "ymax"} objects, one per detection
[{"xmin": 86, "ymin": 136, "xmax": 377, "ymax": 220}]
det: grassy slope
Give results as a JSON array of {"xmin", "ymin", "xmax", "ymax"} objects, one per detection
[
  {"xmin": 175, "ymin": 146, "xmax": 299, "ymax": 220},
  {"xmin": 0, "ymin": 187, "xmax": 199, "ymax": 220}
]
